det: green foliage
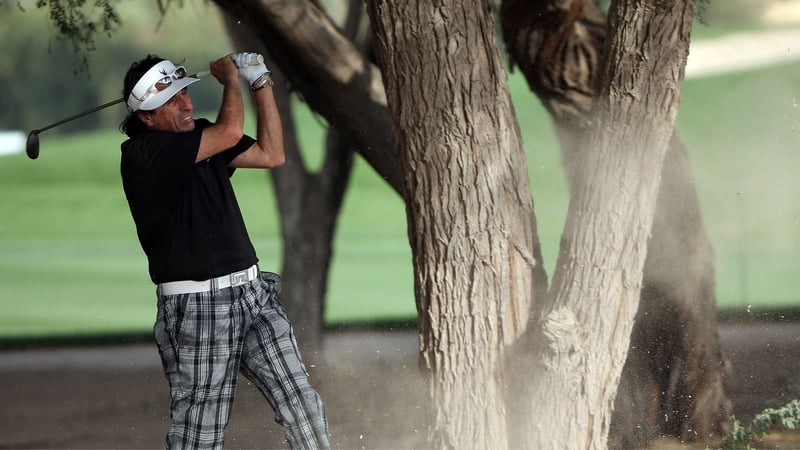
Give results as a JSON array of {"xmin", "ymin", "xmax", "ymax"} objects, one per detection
[
  {"xmin": 695, "ymin": 0, "xmax": 710, "ymax": 23},
  {"xmin": 27, "ymin": 0, "xmax": 122, "ymax": 73},
  {"xmin": 717, "ymin": 400, "xmax": 800, "ymax": 449}
]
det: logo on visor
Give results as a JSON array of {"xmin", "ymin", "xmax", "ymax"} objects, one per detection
[{"xmin": 152, "ymin": 66, "xmax": 188, "ymax": 94}]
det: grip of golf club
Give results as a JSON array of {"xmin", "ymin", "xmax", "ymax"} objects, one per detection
[
  {"xmin": 231, "ymin": 53, "xmax": 264, "ymax": 66},
  {"xmin": 248, "ymin": 54, "xmax": 264, "ymax": 65},
  {"xmin": 194, "ymin": 54, "xmax": 263, "ymax": 78}
]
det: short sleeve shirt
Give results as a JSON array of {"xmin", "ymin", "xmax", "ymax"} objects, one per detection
[{"xmin": 120, "ymin": 118, "xmax": 258, "ymax": 283}]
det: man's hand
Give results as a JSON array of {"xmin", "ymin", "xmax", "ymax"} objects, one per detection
[
  {"xmin": 209, "ymin": 56, "xmax": 239, "ymax": 86},
  {"xmin": 231, "ymin": 52, "xmax": 270, "ymax": 88}
]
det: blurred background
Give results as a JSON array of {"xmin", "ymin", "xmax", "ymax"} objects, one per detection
[{"xmin": 1, "ymin": 0, "xmax": 799, "ymax": 340}]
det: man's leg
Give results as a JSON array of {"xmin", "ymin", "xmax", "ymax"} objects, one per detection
[
  {"xmin": 240, "ymin": 272, "xmax": 330, "ymax": 449},
  {"xmin": 153, "ymin": 289, "xmax": 248, "ymax": 449}
]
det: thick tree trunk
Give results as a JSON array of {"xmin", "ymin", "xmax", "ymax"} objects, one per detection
[
  {"xmin": 367, "ymin": 0, "xmax": 546, "ymax": 448},
  {"xmin": 500, "ymin": 0, "xmax": 731, "ymax": 446},
  {"xmin": 513, "ymin": 0, "xmax": 695, "ymax": 447}
]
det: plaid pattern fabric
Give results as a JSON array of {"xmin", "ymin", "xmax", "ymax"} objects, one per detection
[{"xmin": 153, "ymin": 271, "xmax": 329, "ymax": 449}]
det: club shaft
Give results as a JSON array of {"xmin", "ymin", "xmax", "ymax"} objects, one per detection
[
  {"xmin": 33, "ymin": 56, "xmax": 263, "ymax": 134},
  {"xmin": 34, "ymin": 71, "xmax": 213, "ymax": 133},
  {"xmin": 36, "ymin": 97, "xmax": 124, "ymax": 133}
]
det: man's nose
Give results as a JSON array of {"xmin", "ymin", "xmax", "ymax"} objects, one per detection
[{"xmin": 178, "ymin": 91, "xmax": 193, "ymax": 109}]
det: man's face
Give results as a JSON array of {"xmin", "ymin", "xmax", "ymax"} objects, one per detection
[{"xmin": 138, "ymin": 89, "xmax": 195, "ymax": 133}]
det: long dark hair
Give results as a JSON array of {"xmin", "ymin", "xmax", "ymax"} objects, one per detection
[{"xmin": 119, "ymin": 55, "xmax": 165, "ymax": 138}]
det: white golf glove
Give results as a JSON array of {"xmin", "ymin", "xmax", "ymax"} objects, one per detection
[{"xmin": 231, "ymin": 52, "xmax": 270, "ymax": 87}]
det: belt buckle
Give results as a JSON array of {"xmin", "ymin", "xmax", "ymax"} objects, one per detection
[{"xmin": 230, "ymin": 269, "xmax": 249, "ymax": 286}]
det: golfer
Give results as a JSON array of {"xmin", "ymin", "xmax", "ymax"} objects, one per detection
[{"xmin": 118, "ymin": 53, "xmax": 330, "ymax": 449}]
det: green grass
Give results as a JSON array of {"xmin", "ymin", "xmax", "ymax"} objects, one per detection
[
  {"xmin": 2, "ymin": 48, "xmax": 799, "ymax": 338},
  {"xmin": 676, "ymin": 60, "xmax": 800, "ymax": 311}
]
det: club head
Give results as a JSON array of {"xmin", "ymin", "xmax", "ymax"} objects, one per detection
[{"xmin": 26, "ymin": 130, "xmax": 40, "ymax": 160}]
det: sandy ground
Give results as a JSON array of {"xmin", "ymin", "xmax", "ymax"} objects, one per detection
[{"xmin": 1, "ymin": 322, "xmax": 799, "ymax": 449}]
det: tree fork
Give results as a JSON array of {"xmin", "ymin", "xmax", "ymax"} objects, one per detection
[
  {"xmin": 500, "ymin": 0, "xmax": 731, "ymax": 445},
  {"xmin": 514, "ymin": 0, "xmax": 697, "ymax": 447}
]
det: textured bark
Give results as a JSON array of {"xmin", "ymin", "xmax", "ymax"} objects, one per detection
[
  {"xmin": 367, "ymin": 0, "xmax": 545, "ymax": 448},
  {"xmin": 510, "ymin": 0, "xmax": 695, "ymax": 447},
  {"xmin": 500, "ymin": 0, "xmax": 731, "ymax": 446}
]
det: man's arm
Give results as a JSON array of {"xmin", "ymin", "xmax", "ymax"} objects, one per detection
[
  {"xmin": 230, "ymin": 78, "xmax": 285, "ymax": 169},
  {"xmin": 196, "ymin": 56, "xmax": 245, "ymax": 162}
]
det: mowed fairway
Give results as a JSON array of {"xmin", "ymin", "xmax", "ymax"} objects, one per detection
[{"xmin": 2, "ymin": 53, "xmax": 800, "ymax": 338}]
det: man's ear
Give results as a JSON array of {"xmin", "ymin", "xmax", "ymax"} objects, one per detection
[{"xmin": 136, "ymin": 111, "xmax": 152, "ymax": 126}]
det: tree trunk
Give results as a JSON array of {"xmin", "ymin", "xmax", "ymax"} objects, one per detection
[
  {"xmin": 367, "ymin": 0, "xmax": 546, "ymax": 448},
  {"xmin": 500, "ymin": 0, "xmax": 731, "ymax": 446},
  {"xmin": 515, "ymin": 0, "xmax": 695, "ymax": 447},
  {"xmin": 614, "ymin": 134, "xmax": 732, "ymax": 446}
]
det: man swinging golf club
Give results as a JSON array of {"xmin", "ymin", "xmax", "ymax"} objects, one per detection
[{"xmin": 119, "ymin": 53, "xmax": 330, "ymax": 449}]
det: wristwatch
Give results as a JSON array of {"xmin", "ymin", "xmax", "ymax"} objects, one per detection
[{"xmin": 252, "ymin": 72, "xmax": 274, "ymax": 91}]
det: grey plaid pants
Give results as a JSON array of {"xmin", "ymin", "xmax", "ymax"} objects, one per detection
[{"xmin": 153, "ymin": 271, "xmax": 330, "ymax": 449}]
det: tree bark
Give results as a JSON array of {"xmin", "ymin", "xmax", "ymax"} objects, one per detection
[
  {"xmin": 367, "ymin": 0, "xmax": 546, "ymax": 448},
  {"xmin": 514, "ymin": 0, "xmax": 695, "ymax": 447},
  {"xmin": 500, "ymin": 0, "xmax": 731, "ymax": 446},
  {"xmin": 615, "ymin": 134, "xmax": 732, "ymax": 446}
]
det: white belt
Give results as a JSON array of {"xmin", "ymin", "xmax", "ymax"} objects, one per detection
[{"xmin": 158, "ymin": 264, "xmax": 259, "ymax": 295}]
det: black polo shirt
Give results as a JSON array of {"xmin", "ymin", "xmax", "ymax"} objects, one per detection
[{"xmin": 120, "ymin": 118, "xmax": 258, "ymax": 283}]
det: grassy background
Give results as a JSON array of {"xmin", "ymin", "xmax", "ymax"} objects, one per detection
[
  {"xmin": 677, "ymin": 61, "xmax": 800, "ymax": 311},
  {"xmin": 2, "ymin": 35, "xmax": 800, "ymax": 338}
]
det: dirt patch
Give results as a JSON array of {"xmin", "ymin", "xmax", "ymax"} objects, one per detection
[{"xmin": 1, "ymin": 323, "xmax": 799, "ymax": 449}]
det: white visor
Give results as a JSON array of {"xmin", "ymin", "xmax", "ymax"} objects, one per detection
[{"xmin": 127, "ymin": 60, "xmax": 201, "ymax": 112}]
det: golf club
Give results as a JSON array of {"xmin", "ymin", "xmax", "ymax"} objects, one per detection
[{"xmin": 27, "ymin": 53, "xmax": 264, "ymax": 159}]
